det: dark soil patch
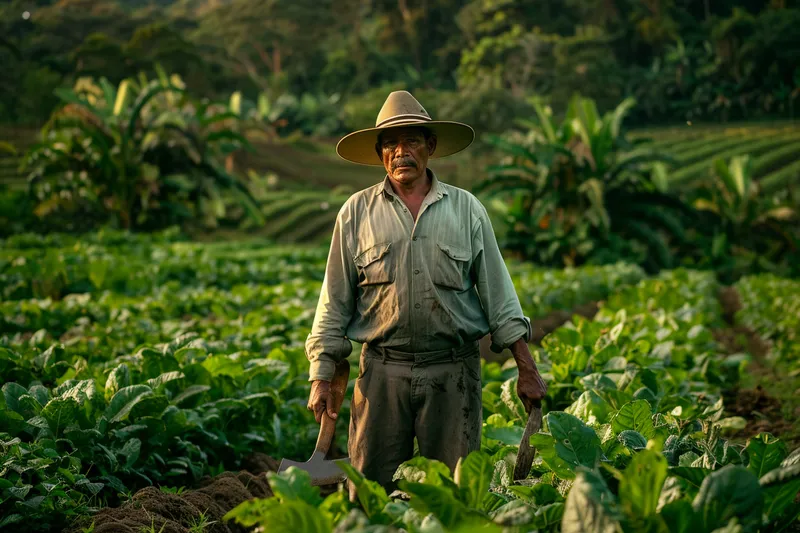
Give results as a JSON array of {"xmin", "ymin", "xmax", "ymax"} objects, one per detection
[
  {"xmin": 66, "ymin": 458, "xmax": 278, "ymax": 533},
  {"xmin": 480, "ymin": 301, "xmax": 599, "ymax": 362},
  {"xmin": 722, "ymin": 385, "xmax": 795, "ymax": 441},
  {"xmin": 715, "ymin": 286, "xmax": 796, "ymax": 446}
]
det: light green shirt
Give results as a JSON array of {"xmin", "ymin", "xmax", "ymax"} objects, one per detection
[{"xmin": 305, "ymin": 169, "xmax": 532, "ymax": 381}]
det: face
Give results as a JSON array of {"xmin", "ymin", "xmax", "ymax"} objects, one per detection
[{"xmin": 377, "ymin": 127, "xmax": 437, "ymax": 185}]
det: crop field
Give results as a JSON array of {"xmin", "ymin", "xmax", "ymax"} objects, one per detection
[
  {"xmin": 632, "ymin": 122, "xmax": 800, "ymax": 192},
  {"xmin": 1, "ymin": 230, "xmax": 798, "ymax": 532}
]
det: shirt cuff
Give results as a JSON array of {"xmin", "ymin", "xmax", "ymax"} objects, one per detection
[
  {"xmin": 490, "ymin": 316, "xmax": 532, "ymax": 353},
  {"xmin": 309, "ymin": 359, "xmax": 336, "ymax": 382}
]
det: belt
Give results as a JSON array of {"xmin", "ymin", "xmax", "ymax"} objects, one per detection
[{"xmin": 362, "ymin": 341, "xmax": 479, "ymax": 364}]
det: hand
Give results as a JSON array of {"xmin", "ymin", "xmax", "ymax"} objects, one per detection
[
  {"xmin": 517, "ymin": 365, "xmax": 548, "ymax": 414},
  {"xmin": 508, "ymin": 337, "xmax": 548, "ymax": 414},
  {"xmin": 307, "ymin": 380, "xmax": 339, "ymax": 424}
]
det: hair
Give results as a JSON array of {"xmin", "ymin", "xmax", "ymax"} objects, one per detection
[{"xmin": 375, "ymin": 126, "xmax": 434, "ymax": 157}]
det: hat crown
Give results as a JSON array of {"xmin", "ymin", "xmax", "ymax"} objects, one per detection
[{"xmin": 375, "ymin": 91, "xmax": 432, "ymax": 128}]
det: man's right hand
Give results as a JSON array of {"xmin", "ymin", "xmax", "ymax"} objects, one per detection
[{"xmin": 307, "ymin": 379, "xmax": 338, "ymax": 423}]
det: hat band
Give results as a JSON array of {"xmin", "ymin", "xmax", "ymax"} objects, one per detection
[{"xmin": 376, "ymin": 113, "xmax": 431, "ymax": 128}]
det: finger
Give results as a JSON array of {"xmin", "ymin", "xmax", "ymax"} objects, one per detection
[
  {"xmin": 313, "ymin": 402, "xmax": 325, "ymax": 423},
  {"xmin": 325, "ymin": 393, "xmax": 338, "ymax": 420}
]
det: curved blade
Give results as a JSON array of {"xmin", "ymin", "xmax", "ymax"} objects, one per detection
[
  {"xmin": 514, "ymin": 406, "xmax": 542, "ymax": 481},
  {"xmin": 279, "ymin": 453, "xmax": 350, "ymax": 486}
]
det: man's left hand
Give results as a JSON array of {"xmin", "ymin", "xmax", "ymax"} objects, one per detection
[{"xmin": 509, "ymin": 337, "xmax": 548, "ymax": 414}]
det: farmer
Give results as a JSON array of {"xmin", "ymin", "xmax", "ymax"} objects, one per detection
[{"xmin": 305, "ymin": 91, "xmax": 547, "ymax": 499}]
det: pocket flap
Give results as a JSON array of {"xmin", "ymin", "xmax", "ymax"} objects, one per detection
[
  {"xmin": 355, "ymin": 242, "xmax": 391, "ymax": 268},
  {"xmin": 437, "ymin": 242, "xmax": 470, "ymax": 262}
]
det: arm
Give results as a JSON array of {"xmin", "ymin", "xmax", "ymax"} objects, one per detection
[
  {"xmin": 472, "ymin": 204, "xmax": 547, "ymax": 411},
  {"xmin": 305, "ymin": 207, "xmax": 357, "ymax": 422}
]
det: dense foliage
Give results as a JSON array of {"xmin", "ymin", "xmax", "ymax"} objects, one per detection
[
  {"xmin": 226, "ymin": 269, "xmax": 800, "ymax": 532},
  {"xmin": 1, "ymin": 0, "xmax": 799, "ymax": 132},
  {"xmin": 1, "ymin": 231, "xmax": 798, "ymax": 530}
]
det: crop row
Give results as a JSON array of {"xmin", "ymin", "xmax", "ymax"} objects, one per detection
[
  {"xmin": 0, "ymin": 235, "xmax": 655, "ymax": 530},
  {"xmin": 734, "ymin": 274, "xmax": 800, "ymax": 363},
  {"xmin": 227, "ymin": 269, "xmax": 800, "ymax": 532}
]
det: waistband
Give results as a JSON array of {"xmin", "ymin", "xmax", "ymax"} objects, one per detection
[{"xmin": 362, "ymin": 341, "xmax": 479, "ymax": 364}]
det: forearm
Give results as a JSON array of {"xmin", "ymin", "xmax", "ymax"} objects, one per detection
[{"xmin": 509, "ymin": 337, "xmax": 540, "ymax": 374}]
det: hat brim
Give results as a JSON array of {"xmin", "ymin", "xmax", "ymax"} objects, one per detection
[{"xmin": 335, "ymin": 120, "xmax": 475, "ymax": 166}]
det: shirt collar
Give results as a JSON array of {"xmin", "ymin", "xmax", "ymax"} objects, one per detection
[{"xmin": 375, "ymin": 168, "xmax": 448, "ymax": 200}]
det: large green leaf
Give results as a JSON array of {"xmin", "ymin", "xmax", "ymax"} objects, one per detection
[
  {"xmin": 618, "ymin": 448, "xmax": 667, "ymax": 520},
  {"xmin": 759, "ymin": 462, "xmax": 800, "ymax": 523},
  {"xmin": 104, "ymin": 364, "xmax": 131, "ymax": 401},
  {"xmin": 394, "ymin": 456, "xmax": 452, "ymax": 486},
  {"xmin": 611, "ymin": 400, "xmax": 655, "ymax": 438},
  {"xmin": 266, "ymin": 467, "xmax": 323, "ymax": 506},
  {"xmin": 41, "ymin": 398, "xmax": 79, "ymax": 437},
  {"xmin": 103, "ymin": 385, "xmax": 153, "ymax": 424},
  {"xmin": 400, "ymin": 481, "xmax": 471, "ymax": 530},
  {"xmin": 746, "ymin": 433, "xmax": 786, "ymax": 478},
  {"xmin": 565, "ymin": 390, "xmax": 614, "ymax": 425},
  {"xmin": 337, "ymin": 460, "xmax": 389, "ymax": 520},
  {"xmin": 454, "ymin": 451, "xmax": 492, "ymax": 509},
  {"xmin": 224, "ymin": 497, "xmax": 331, "ymax": 532},
  {"xmin": 692, "ymin": 465, "xmax": 763, "ymax": 531},
  {"xmin": 562, "ymin": 468, "xmax": 624, "ymax": 533},
  {"xmin": 546, "ymin": 412, "xmax": 603, "ymax": 475}
]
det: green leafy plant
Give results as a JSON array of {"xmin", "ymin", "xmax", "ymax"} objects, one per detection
[
  {"xmin": 692, "ymin": 155, "xmax": 797, "ymax": 281},
  {"xmin": 23, "ymin": 68, "xmax": 263, "ymax": 231},
  {"xmin": 475, "ymin": 94, "xmax": 689, "ymax": 272}
]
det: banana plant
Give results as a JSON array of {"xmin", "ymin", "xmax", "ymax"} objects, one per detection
[
  {"xmin": 23, "ymin": 67, "xmax": 263, "ymax": 230},
  {"xmin": 693, "ymin": 155, "xmax": 796, "ymax": 277},
  {"xmin": 474, "ymin": 94, "xmax": 687, "ymax": 271}
]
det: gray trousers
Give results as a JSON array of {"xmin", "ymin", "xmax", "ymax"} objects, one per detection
[{"xmin": 347, "ymin": 342, "xmax": 482, "ymax": 501}]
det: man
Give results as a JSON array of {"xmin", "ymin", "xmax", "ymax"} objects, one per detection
[{"xmin": 305, "ymin": 91, "xmax": 547, "ymax": 499}]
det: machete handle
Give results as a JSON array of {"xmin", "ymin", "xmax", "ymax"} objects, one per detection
[
  {"xmin": 314, "ymin": 358, "xmax": 350, "ymax": 457},
  {"xmin": 513, "ymin": 405, "xmax": 543, "ymax": 481}
]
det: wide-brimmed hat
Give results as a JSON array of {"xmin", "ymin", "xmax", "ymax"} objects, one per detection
[{"xmin": 336, "ymin": 91, "xmax": 475, "ymax": 165}]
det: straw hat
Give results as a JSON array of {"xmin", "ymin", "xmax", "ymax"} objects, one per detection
[{"xmin": 336, "ymin": 90, "xmax": 475, "ymax": 166}]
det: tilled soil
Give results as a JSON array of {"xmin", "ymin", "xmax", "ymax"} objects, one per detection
[
  {"xmin": 66, "ymin": 454, "xmax": 279, "ymax": 533},
  {"xmin": 714, "ymin": 286, "xmax": 795, "ymax": 445}
]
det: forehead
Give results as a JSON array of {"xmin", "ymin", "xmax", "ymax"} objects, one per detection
[{"xmin": 380, "ymin": 127, "xmax": 426, "ymax": 141}]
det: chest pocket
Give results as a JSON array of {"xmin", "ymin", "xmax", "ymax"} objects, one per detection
[
  {"xmin": 433, "ymin": 242, "xmax": 472, "ymax": 291},
  {"xmin": 354, "ymin": 242, "xmax": 394, "ymax": 286}
]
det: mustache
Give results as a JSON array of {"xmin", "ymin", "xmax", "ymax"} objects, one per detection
[{"xmin": 391, "ymin": 157, "xmax": 417, "ymax": 170}]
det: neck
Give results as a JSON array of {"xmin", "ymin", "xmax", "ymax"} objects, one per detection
[{"xmin": 388, "ymin": 168, "xmax": 432, "ymax": 199}]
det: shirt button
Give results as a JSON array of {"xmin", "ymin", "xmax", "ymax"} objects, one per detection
[
  {"xmin": 414, "ymin": 303, "xmax": 421, "ymax": 309},
  {"xmin": 412, "ymin": 236, "xmax": 418, "ymax": 241},
  {"xmin": 414, "ymin": 269, "xmax": 420, "ymax": 275}
]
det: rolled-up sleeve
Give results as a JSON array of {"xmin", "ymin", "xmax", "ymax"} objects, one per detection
[
  {"xmin": 305, "ymin": 205, "xmax": 357, "ymax": 381},
  {"xmin": 471, "ymin": 203, "xmax": 532, "ymax": 352}
]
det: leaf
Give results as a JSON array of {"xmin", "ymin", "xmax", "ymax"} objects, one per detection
[
  {"xmin": 611, "ymin": 400, "xmax": 655, "ymax": 438},
  {"xmin": 8, "ymin": 485, "xmax": 32, "ymax": 500},
  {"xmin": 171, "ymin": 384, "xmax": 210, "ymax": 406},
  {"xmin": 2, "ymin": 383, "xmax": 28, "ymax": 414},
  {"xmin": 266, "ymin": 467, "xmax": 323, "ymax": 506},
  {"xmin": 104, "ymin": 364, "xmax": 130, "ymax": 401},
  {"xmin": 746, "ymin": 433, "xmax": 786, "ymax": 478},
  {"xmin": 565, "ymin": 391, "xmax": 614, "ymax": 425},
  {"xmin": 224, "ymin": 497, "xmax": 331, "ymax": 532},
  {"xmin": 670, "ymin": 467, "xmax": 713, "ymax": 488},
  {"xmin": 617, "ymin": 430, "xmax": 648, "ymax": 451},
  {"xmin": 336, "ymin": 461, "xmax": 389, "ymax": 520},
  {"xmin": 394, "ymin": 456, "xmax": 452, "ymax": 486},
  {"xmin": 692, "ymin": 465, "xmax": 763, "ymax": 531},
  {"xmin": 103, "ymin": 385, "xmax": 153, "ymax": 424},
  {"xmin": 119, "ymin": 438, "xmax": 141, "ymax": 468},
  {"xmin": 618, "ymin": 449, "xmax": 667, "ymax": 519},
  {"xmin": 41, "ymin": 397, "xmax": 79, "ymax": 436},
  {"xmin": 759, "ymin": 462, "xmax": 800, "ymax": 522},
  {"xmin": 400, "ymin": 481, "xmax": 470, "ymax": 530},
  {"xmin": 562, "ymin": 468, "xmax": 624, "ymax": 533},
  {"xmin": 545, "ymin": 412, "xmax": 603, "ymax": 477},
  {"xmin": 454, "ymin": 451, "xmax": 492, "ymax": 509}
]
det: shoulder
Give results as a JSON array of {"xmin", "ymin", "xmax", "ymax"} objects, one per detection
[
  {"xmin": 336, "ymin": 181, "xmax": 384, "ymax": 220},
  {"xmin": 439, "ymin": 181, "xmax": 490, "ymax": 220}
]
